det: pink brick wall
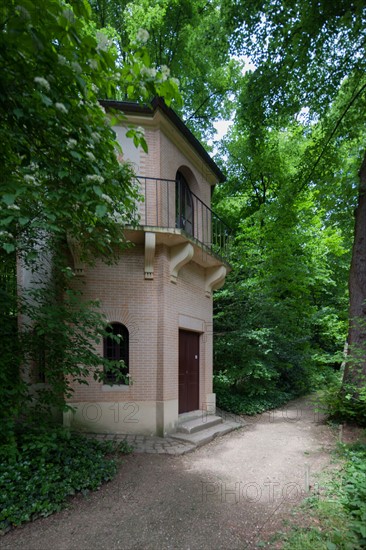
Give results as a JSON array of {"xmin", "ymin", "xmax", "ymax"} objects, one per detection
[
  {"xmin": 67, "ymin": 115, "xmax": 218, "ymax": 421},
  {"xmin": 69, "ymin": 244, "xmax": 212, "ymax": 407}
]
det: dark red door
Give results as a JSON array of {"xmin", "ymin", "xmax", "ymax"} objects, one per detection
[{"xmin": 179, "ymin": 330, "xmax": 199, "ymax": 414}]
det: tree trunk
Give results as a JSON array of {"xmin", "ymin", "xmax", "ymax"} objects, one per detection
[{"xmin": 343, "ymin": 150, "xmax": 366, "ymax": 389}]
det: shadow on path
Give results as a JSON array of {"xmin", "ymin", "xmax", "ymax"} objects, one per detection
[{"xmin": 0, "ymin": 396, "xmax": 337, "ymax": 550}]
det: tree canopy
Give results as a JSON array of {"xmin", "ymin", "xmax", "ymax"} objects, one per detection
[
  {"xmin": 213, "ymin": 0, "xmax": 366, "ymax": 410},
  {"xmin": 224, "ymin": 0, "xmax": 366, "ymax": 119},
  {"xmin": 89, "ymin": 0, "xmax": 240, "ymax": 139},
  {"xmin": 0, "ymin": 0, "xmax": 180, "ymax": 262}
]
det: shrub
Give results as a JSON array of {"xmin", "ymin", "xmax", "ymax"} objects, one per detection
[
  {"xmin": 340, "ymin": 443, "xmax": 366, "ymax": 543},
  {"xmin": 318, "ymin": 380, "xmax": 366, "ymax": 426},
  {"xmin": 214, "ymin": 371, "xmax": 293, "ymax": 415}
]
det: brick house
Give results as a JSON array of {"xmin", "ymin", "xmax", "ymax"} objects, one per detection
[{"xmin": 64, "ymin": 98, "xmax": 230, "ymax": 437}]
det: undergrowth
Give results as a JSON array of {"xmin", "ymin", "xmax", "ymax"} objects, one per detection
[
  {"xmin": 0, "ymin": 426, "xmax": 132, "ymax": 533},
  {"xmin": 318, "ymin": 381, "xmax": 366, "ymax": 427},
  {"xmin": 270, "ymin": 441, "xmax": 366, "ymax": 549},
  {"xmin": 215, "ymin": 387, "xmax": 293, "ymax": 415}
]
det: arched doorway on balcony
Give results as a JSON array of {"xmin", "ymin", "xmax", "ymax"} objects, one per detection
[{"xmin": 176, "ymin": 171, "xmax": 194, "ymax": 237}]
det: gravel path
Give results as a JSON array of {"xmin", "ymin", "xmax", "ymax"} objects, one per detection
[{"xmin": 0, "ymin": 396, "xmax": 336, "ymax": 550}]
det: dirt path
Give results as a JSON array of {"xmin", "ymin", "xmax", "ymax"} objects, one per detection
[{"xmin": 0, "ymin": 396, "xmax": 337, "ymax": 550}]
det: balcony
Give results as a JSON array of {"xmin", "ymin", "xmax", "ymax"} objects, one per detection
[{"xmin": 129, "ymin": 177, "xmax": 231, "ymax": 265}]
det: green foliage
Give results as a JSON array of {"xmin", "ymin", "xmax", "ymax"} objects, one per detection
[
  {"xmin": 212, "ymin": 81, "xmax": 352, "ymax": 415},
  {"xmin": 220, "ymin": 0, "xmax": 366, "ymax": 401},
  {"xmin": 0, "ymin": 0, "xmax": 181, "ymax": 263},
  {"xmin": 22, "ymin": 276, "xmax": 126, "ymax": 404},
  {"xmin": 89, "ymin": 0, "xmax": 239, "ymax": 139},
  {"xmin": 0, "ymin": 426, "xmax": 132, "ymax": 533},
  {"xmin": 213, "ymin": 164, "xmax": 349, "ymax": 410},
  {"xmin": 0, "ymin": 0, "xmax": 181, "ymax": 441},
  {"xmin": 0, "ymin": 256, "xmax": 133, "ymax": 446},
  {"xmin": 214, "ymin": 372, "xmax": 291, "ymax": 415},
  {"xmin": 0, "ymin": 252, "xmax": 28, "ymax": 445},
  {"xmin": 279, "ymin": 504, "xmax": 360, "ymax": 550},
  {"xmin": 223, "ymin": 0, "xmax": 366, "ymax": 122},
  {"xmin": 341, "ymin": 443, "xmax": 366, "ymax": 543},
  {"xmin": 319, "ymin": 378, "xmax": 366, "ymax": 426},
  {"xmin": 278, "ymin": 443, "xmax": 366, "ymax": 549}
]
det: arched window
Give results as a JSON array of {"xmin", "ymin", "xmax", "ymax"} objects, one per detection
[
  {"xmin": 176, "ymin": 171, "xmax": 194, "ymax": 236},
  {"xmin": 103, "ymin": 323, "xmax": 129, "ymax": 384},
  {"xmin": 32, "ymin": 325, "xmax": 46, "ymax": 383}
]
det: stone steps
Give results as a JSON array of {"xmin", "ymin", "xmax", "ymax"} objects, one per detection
[
  {"xmin": 178, "ymin": 414, "xmax": 223, "ymax": 434},
  {"xmin": 171, "ymin": 420, "xmax": 241, "ymax": 447},
  {"xmin": 169, "ymin": 409, "xmax": 243, "ymax": 447}
]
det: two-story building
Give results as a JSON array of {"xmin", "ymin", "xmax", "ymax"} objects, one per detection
[{"xmin": 64, "ymin": 98, "xmax": 230, "ymax": 437}]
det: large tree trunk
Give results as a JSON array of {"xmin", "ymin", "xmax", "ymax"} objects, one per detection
[{"xmin": 343, "ymin": 150, "xmax": 366, "ymax": 389}]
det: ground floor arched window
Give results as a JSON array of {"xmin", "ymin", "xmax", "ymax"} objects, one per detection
[{"xmin": 103, "ymin": 322, "xmax": 129, "ymax": 384}]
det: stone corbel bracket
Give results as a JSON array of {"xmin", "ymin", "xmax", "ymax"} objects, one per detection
[
  {"xmin": 170, "ymin": 243, "xmax": 194, "ymax": 283},
  {"xmin": 67, "ymin": 234, "xmax": 86, "ymax": 276},
  {"xmin": 144, "ymin": 232, "xmax": 156, "ymax": 279},
  {"xmin": 205, "ymin": 266, "xmax": 227, "ymax": 297}
]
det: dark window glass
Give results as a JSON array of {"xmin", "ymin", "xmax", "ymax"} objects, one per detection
[
  {"xmin": 176, "ymin": 172, "xmax": 194, "ymax": 236},
  {"xmin": 32, "ymin": 326, "xmax": 46, "ymax": 383},
  {"xmin": 103, "ymin": 323, "xmax": 129, "ymax": 384},
  {"xmin": 36, "ymin": 342, "xmax": 46, "ymax": 383}
]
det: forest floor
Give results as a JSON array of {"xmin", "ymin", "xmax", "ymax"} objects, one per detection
[{"xmin": 0, "ymin": 395, "xmax": 345, "ymax": 550}]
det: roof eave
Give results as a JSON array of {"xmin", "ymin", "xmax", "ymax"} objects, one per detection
[{"xmin": 99, "ymin": 98, "xmax": 226, "ymax": 183}]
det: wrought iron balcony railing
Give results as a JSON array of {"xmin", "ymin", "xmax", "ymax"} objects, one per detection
[{"xmin": 135, "ymin": 177, "xmax": 231, "ymax": 261}]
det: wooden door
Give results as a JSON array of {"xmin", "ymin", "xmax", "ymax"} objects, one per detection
[{"xmin": 179, "ymin": 330, "xmax": 199, "ymax": 413}]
